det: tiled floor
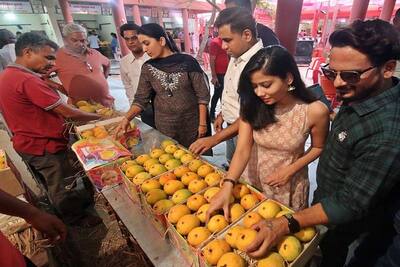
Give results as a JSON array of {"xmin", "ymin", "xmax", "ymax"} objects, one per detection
[{"xmin": 107, "ymin": 62, "xmax": 319, "ymax": 205}]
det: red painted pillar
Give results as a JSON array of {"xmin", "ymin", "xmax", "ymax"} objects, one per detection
[
  {"xmin": 349, "ymin": 0, "xmax": 370, "ymax": 23},
  {"xmin": 275, "ymin": 0, "xmax": 304, "ymax": 55},
  {"xmin": 110, "ymin": 0, "xmax": 130, "ymax": 56},
  {"xmin": 58, "ymin": 0, "xmax": 73, "ymax": 24},
  {"xmin": 182, "ymin": 8, "xmax": 191, "ymax": 53},
  {"xmin": 320, "ymin": 6, "xmax": 330, "ymax": 46},
  {"xmin": 311, "ymin": 4, "xmax": 321, "ymax": 38},
  {"xmin": 133, "ymin": 4, "xmax": 142, "ymax": 26},
  {"xmin": 324, "ymin": 6, "xmax": 340, "ymax": 52},
  {"xmin": 379, "ymin": 0, "xmax": 396, "ymax": 21}
]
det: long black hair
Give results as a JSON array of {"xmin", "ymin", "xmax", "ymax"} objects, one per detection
[
  {"xmin": 138, "ymin": 23, "xmax": 180, "ymax": 53},
  {"xmin": 239, "ymin": 45, "xmax": 315, "ymax": 130}
]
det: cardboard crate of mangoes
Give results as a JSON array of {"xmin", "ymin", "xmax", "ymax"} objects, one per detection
[
  {"xmin": 74, "ymin": 100, "xmax": 116, "ymax": 117},
  {"xmin": 198, "ymin": 199, "xmax": 326, "ymax": 267}
]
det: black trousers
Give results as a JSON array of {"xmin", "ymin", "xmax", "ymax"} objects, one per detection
[
  {"xmin": 19, "ymin": 150, "xmax": 94, "ymax": 224},
  {"xmin": 209, "ymin": 74, "xmax": 225, "ymax": 120}
]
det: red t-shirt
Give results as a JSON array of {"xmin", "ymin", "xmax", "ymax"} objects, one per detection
[
  {"xmin": 0, "ymin": 232, "xmax": 25, "ymax": 267},
  {"xmin": 209, "ymin": 38, "xmax": 229, "ymax": 75},
  {"xmin": 55, "ymin": 48, "xmax": 114, "ymax": 107},
  {"xmin": 0, "ymin": 64, "xmax": 68, "ymax": 156}
]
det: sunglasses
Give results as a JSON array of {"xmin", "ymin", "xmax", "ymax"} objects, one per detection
[{"xmin": 321, "ymin": 64, "xmax": 376, "ymax": 84}]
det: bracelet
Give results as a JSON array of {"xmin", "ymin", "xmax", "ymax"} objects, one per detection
[
  {"xmin": 221, "ymin": 178, "xmax": 236, "ymax": 186},
  {"xmin": 199, "ymin": 124, "xmax": 207, "ymax": 127}
]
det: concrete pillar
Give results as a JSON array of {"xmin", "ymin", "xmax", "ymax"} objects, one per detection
[
  {"xmin": 110, "ymin": 0, "xmax": 130, "ymax": 56},
  {"xmin": 182, "ymin": 8, "xmax": 191, "ymax": 53},
  {"xmin": 58, "ymin": 0, "xmax": 73, "ymax": 24},
  {"xmin": 349, "ymin": 0, "xmax": 370, "ymax": 23},
  {"xmin": 44, "ymin": 0, "xmax": 64, "ymax": 45},
  {"xmin": 133, "ymin": 4, "xmax": 142, "ymax": 26},
  {"xmin": 379, "ymin": 0, "xmax": 396, "ymax": 21},
  {"xmin": 274, "ymin": 0, "xmax": 304, "ymax": 55}
]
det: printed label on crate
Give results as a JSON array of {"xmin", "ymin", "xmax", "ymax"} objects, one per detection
[
  {"xmin": 86, "ymin": 164, "xmax": 124, "ymax": 190},
  {"xmin": 71, "ymin": 137, "xmax": 132, "ymax": 170}
]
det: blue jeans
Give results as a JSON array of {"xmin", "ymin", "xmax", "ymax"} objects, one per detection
[{"xmin": 226, "ymin": 135, "xmax": 238, "ymax": 163}]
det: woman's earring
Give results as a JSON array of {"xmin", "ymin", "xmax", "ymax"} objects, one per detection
[{"xmin": 288, "ymin": 84, "xmax": 295, "ymax": 91}]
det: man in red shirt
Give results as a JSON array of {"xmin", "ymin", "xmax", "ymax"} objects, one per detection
[
  {"xmin": 209, "ymin": 35, "xmax": 229, "ymax": 121},
  {"xmin": 0, "ymin": 33, "xmax": 103, "ymax": 226},
  {"xmin": 54, "ymin": 23, "xmax": 114, "ymax": 107}
]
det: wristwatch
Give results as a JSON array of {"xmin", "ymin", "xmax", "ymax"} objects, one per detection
[{"xmin": 283, "ymin": 213, "xmax": 301, "ymax": 234}]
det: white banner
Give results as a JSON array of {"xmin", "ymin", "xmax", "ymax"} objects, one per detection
[
  {"xmin": 0, "ymin": 1, "xmax": 32, "ymax": 13},
  {"xmin": 70, "ymin": 3, "xmax": 102, "ymax": 15}
]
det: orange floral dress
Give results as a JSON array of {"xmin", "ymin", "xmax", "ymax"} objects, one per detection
[{"xmin": 243, "ymin": 101, "xmax": 311, "ymax": 210}]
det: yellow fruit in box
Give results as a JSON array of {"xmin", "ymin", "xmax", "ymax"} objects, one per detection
[
  {"xmin": 204, "ymin": 187, "xmax": 220, "ymax": 202},
  {"xmin": 188, "ymin": 159, "xmax": 203, "ymax": 172},
  {"xmin": 99, "ymin": 150, "xmax": 117, "ymax": 161},
  {"xmin": 141, "ymin": 179, "xmax": 161, "ymax": 193},
  {"xmin": 275, "ymin": 210, "xmax": 293, "ymax": 218},
  {"xmin": 207, "ymin": 215, "xmax": 229, "ymax": 233},
  {"xmin": 79, "ymin": 105, "xmax": 96, "ymax": 113},
  {"xmin": 171, "ymin": 189, "xmax": 192, "ymax": 204},
  {"xmin": 158, "ymin": 172, "xmax": 177, "ymax": 185},
  {"xmin": 176, "ymin": 214, "xmax": 200, "ymax": 235},
  {"xmin": 294, "ymin": 227, "xmax": 316, "ymax": 242},
  {"xmin": 76, "ymin": 100, "xmax": 89, "ymax": 107},
  {"xmin": 173, "ymin": 149, "xmax": 186, "ymax": 159},
  {"xmin": 225, "ymin": 225, "xmax": 244, "ymax": 248},
  {"xmin": 164, "ymin": 158, "xmax": 182, "ymax": 171},
  {"xmin": 132, "ymin": 172, "xmax": 151, "ymax": 185},
  {"xmin": 243, "ymin": 212, "xmax": 262, "ymax": 228},
  {"xmin": 186, "ymin": 194, "xmax": 207, "ymax": 211},
  {"xmin": 217, "ymin": 252, "xmax": 246, "ymax": 267},
  {"xmin": 188, "ymin": 179, "xmax": 208, "ymax": 193},
  {"xmin": 168, "ymin": 204, "xmax": 191, "ymax": 224},
  {"xmin": 0, "ymin": 162, "xmax": 6, "ymax": 170},
  {"xmin": 143, "ymin": 158, "xmax": 159, "ymax": 172},
  {"xmin": 277, "ymin": 235, "xmax": 302, "ymax": 262},
  {"xmin": 236, "ymin": 228, "xmax": 258, "ymax": 252},
  {"xmin": 120, "ymin": 160, "xmax": 138, "ymax": 172},
  {"xmin": 197, "ymin": 164, "xmax": 214, "ymax": 177},
  {"xmin": 257, "ymin": 252, "xmax": 285, "ymax": 267},
  {"xmin": 125, "ymin": 165, "xmax": 145, "ymax": 178},
  {"xmin": 146, "ymin": 189, "xmax": 167, "ymax": 205},
  {"xmin": 180, "ymin": 153, "xmax": 194, "ymax": 164},
  {"xmin": 181, "ymin": 171, "xmax": 199, "ymax": 185},
  {"xmin": 230, "ymin": 203, "xmax": 245, "ymax": 222},
  {"xmin": 164, "ymin": 180, "xmax": 185, "ymax": 195},
  {"xmin": 150, "ymin": 148, "xmax": 164, "ymax": 159},
  {"xmin": 161, "ymin": 139, "xmax": 175, "ymax": 150},
  {"xmin": 173, "ymin": 165, "xmax": 191, "ymax": 178},
  {"xmin": 93, "ymin": 103, "xmax": 104, "ymax": 109},
  {"xmin": 94, "ymin": 131, "xmax": 108, "ymax": 139},
  {"xmin": 136, "ymin": 154, "xmax": 151, "ymax": 165},
  {"xmin": 258, "ymin": 200, "xmax": 282, "ymax": 219},
  {"xmin": 233, "ymin": 184, "xmax": 250, "ymax": 199},
  {"xmin": 158, "ymin": 153, "xmax": 174, "ymax": 164},
  {"xmin": 205, "ymin": 172, "xmax": 222, "ymax": 186},
  {"xmin": 149, "ymin": 163, "xmax": 167, "ymax": 177},
  {"xmin": 196, "ymin": 203, "xmax": 215, "ymax": 223},
  {"xmin": 203, "ymin": 239, "xmax": 232, "ymax": 265},
  {"xmin": 240, "ymin": 194, "xmax": 259, "ymax": 210},
  {"xmin": 126, "ymin": 137, "xmax": 138, "ymax": 148},
  {"xmin": 153, "ymin": 199, "xmax": 174, "ymax": 214},
  {"xmin": 81, "ymin": 130, "xmax": 94, "ymax": 138},
  {"xmin": 164, "ymin": 144, "xmax": 178, "ymax": 154},
  {"xmin": 93, "ymin": 125, "xmax": 106, "ymax": 133},
  {"xmin": 187, "ymin": 226, "xmax": 211, "ymax": 247}
]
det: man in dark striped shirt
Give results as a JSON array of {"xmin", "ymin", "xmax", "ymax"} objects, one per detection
[{"xmin": 244, "ymin": 19, "xmax": 400, "ymax": 267}]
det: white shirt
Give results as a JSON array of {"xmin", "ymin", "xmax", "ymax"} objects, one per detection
[
  {"xmin": 0, "ymin": 43, "xmax": 16, "ymax": 65},
  {"xmin": 120, "ymin": 52, "xmax": 150, "ymax": 104},
  {"xmin": 88, "ymin": 35, "xmax": 100, "ymax": 49},
  {"xmin": 221, "ymin": 40, "xmax": 263, "ymax": 123}
]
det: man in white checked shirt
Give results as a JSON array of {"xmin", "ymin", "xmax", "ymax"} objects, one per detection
[{"xmin": 189, "ymin": 7, "xmax": 263, "ymax": 164}]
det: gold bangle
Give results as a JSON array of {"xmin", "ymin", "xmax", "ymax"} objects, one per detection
[{"xmin": 199, "ymin": 124, "xmax": 207, "ymax": 127}]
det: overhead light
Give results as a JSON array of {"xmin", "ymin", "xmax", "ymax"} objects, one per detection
[{"xmin": 5, "ymin": 13, "xmax": 16, "ymax": 20}]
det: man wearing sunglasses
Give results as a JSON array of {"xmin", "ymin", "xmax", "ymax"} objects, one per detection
[{"xmin": 244, "ymin": 20, "xmax": 400, "ymax": 267}]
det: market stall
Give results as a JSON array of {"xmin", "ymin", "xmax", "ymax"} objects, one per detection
[{"xmin": 70, "ymin": 117, "xmax": 326, "ymax": 267}]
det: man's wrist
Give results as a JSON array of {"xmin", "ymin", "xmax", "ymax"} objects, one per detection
[{"xmin": 275, "ymin": 216, "xmax": 291, "ymax": 236}]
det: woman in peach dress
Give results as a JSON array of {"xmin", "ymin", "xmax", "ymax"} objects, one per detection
[{"xmin": 208, "ymin": 46, "xmax": 330, "ymax": 215}]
